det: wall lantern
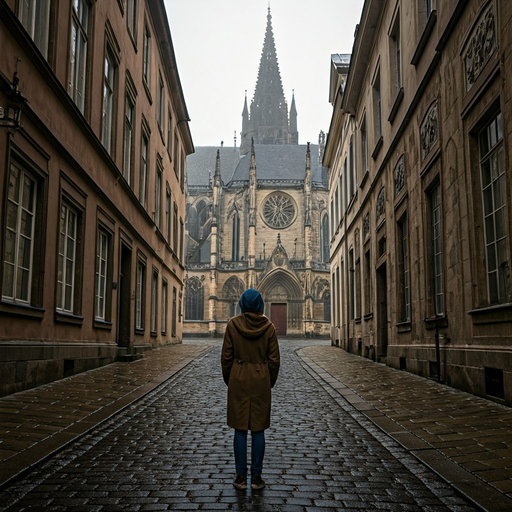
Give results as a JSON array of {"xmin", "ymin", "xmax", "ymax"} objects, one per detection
[{"xmin": 0, "ymin": 63, "xmax": 26, "ymax": 130}]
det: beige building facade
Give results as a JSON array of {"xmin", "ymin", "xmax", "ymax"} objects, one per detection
[
  {"xmin": 0, "ymin": 0, "xmax": 192, "ymax": 396},
  {"xmin": 184, "ymin": 8, "xmax": 330, "ymax": 337},
  {"xmin": 325, "ymin": 0, "xmax": 512, "ymax": 405}
]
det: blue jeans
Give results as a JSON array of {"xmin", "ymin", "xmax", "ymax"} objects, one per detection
[{"xmin": 234, "ymin": 429, "xmax": 265, "ymax": 475}]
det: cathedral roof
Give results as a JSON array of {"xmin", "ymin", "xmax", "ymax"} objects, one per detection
[
  {"xmin": 228, "ymin": 144, "xmax": 327, "ymax": 188},
  {"xmin": 186, "ymin": 146, "xmax": 240, "ymax": 188}
]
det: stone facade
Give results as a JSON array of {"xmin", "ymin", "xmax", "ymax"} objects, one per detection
[
  {"xmin": 325, "ymin": 0, "xmax": 512, "ymax": 405},
  {"xmin": 184, "ymin": 8, "xmax": 330, "ymax": 337},
  {"xmin": 0, "ymin": 0, "xmax": 192, "ymax": 396}
]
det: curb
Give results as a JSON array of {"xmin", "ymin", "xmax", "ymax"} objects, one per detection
[
  {"xmin": 297, "ymin": 349, "xmax": 512, "ymax": 512},
  {"xmin": 0, "ymin": 346, "xmax": 212, "ymax": 490}
]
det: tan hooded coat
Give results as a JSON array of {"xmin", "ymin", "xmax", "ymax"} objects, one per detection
[{"xmin": 221, "ymin": 312, "xmax": 280, "ymax": 431}]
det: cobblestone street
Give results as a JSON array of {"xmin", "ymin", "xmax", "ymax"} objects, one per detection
[{"xmin": 0, "ymin": 340, "xmax": 477, "ymax": 511}]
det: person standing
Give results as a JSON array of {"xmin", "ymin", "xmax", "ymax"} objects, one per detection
[{"xmin": 221, "ymin": 289, "xmax": 280, "ymax": 490}]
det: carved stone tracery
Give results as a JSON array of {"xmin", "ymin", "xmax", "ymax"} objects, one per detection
[
  {"xmin": 464, "ymin": 5, "xmax": 497, "ymax": 92},
  {"xmin": 421, "ymin": 103, "xmax": 438, "ymax": 161},
  {"xmin": 376, "ymin": 188, "xmax": 386, "ymax": 220},
  {"xmin": 394, "ymin": 155, "xmax": 405, "ymax": 197}
]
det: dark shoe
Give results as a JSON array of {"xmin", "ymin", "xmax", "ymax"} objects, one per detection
[
  {"xmin": 251, "ymin": 474, "xmax": 265, "ymax": 490},
  {"xmin": 233, "ymin": 473, "xmax": 247, "ymax": 490}
]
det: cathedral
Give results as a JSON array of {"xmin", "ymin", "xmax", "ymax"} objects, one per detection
[{"xmin": 184, "ymin": 8, "xmax": 330, "ymax": 337}]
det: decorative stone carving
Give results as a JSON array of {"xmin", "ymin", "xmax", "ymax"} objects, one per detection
[
  {"xmin": 421, "ymin": 103, "xmax": 438, "ymax": 161},
  {"xmin": 262, "ymin": 192, "xmax": 296, "ymax": 228},
  {"xmin": 363, "ymin": 213, "xmax": 370, "ymax": 240},
  {"xmin": 394, "ymin": 155, "xmax": 405, "ymax": 197},
  {"xmin": 376, "ymin": 188, "xmax": 385, "ymax": 220},
  {"xmin": 464, "ymin": 5, "xmax": 497, "ymax": 92}
]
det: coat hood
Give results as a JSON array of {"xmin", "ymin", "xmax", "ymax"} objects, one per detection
[{"xmin": 230, "ymin": 312, "xmax": 273, "ymax": 340}]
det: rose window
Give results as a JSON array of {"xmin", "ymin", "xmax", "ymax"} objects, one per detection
[{"xmin": 262, "ymin": 193, "xmax": 296, "ymax": 229}]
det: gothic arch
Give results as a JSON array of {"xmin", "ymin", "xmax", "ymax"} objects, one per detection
[
  {"xmin": 223, "ymin": 276, "xmax": 246, "ymax": 318},
  {"xmin": 258, "ymin": 268, "xmax": 303, "ymax": 301},
  {"xmin": 185, "ymin": 277, "xmax": 204, "ymax": 320}
]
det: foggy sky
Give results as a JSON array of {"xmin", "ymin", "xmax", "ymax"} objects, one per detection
[{"xmin": 165, "ymin": 0, "xmax": 365, "ymax": 148}]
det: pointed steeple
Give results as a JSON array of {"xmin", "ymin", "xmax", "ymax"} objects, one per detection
[
  {"xmin": 240, "ymin": 7, "xmax": 297, "ymax": 153},
  {"xmin": 251, "ymin": 6, "xmax": 288, "ymax": 134},
  {"xmin": 290, "ymin": 90, "xmax": 298, "ymax": 143},
  {"xmin": 242, "ymin": 90, "xmax": 249, "ymax": 133}
]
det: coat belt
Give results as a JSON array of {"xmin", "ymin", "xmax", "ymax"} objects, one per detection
[{"xmin": 236, "ymin": 360, "xmax": 267, "ymax": 364}]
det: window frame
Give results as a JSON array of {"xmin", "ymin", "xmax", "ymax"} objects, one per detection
[
  {"xmin": 161, "ymin": 277, "xmax": 168, "ymax": 335},
  {"xmin": 69, "ymin": 0, "xmax": 90, "ymax": 114},
  {"xmin": 150, "ymin": 266, "xmax": 158, "ymax": 334},
  {"xmin": 135, "ymin": 254, "xmax": 146, "ymax": 332},
  {"xmin": 18, "ymin": 0, "xmax": 51, "ymax": 59}
]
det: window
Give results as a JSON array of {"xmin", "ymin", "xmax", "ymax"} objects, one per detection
[
  {"xmin": 135, "ymin": 257, "xmax": 146, "ymax": 331},
  {"xmin": 180, "ymin": 148, "xmax": 185, "ymax": 190},
  {"xmin": 430, "ymin": 184, "xmax": 444, "ymax": 315},
  {"xmin": 360, "ymin": 114, "xmax": 368, "ymax": 178},
  {"xmin": 332, "ymin": 272, "xmax": 337, "ymax": 328},
  {"xmin": 330, "ymin": 200, "xmax": 334, "ymax": 237},
  {"xmin": 372, "ymin": 69, "xmax": 382, "ymax": 144},
  {"xmin": 2, "ymin": 163, "xmax": 38, "ymax": 305},
  {"xmin": 161, "ymin": 278, "xmax": 168, "ymax": 334},
  {"xmin": 397, "ymin": 215, "xmax": 411, "ymax": 321},
  {"xmin": 390, "ymin": 13, "xmax": 401, "ymax": 95},
  {"xmin": 223, "ymin": 276, "xmax": 245, "ymax": 318},
  {"xmin": 166, "ymin": 185, "xmax": 171, "ymax": 243},
  {"xmin": 364, "ymin": 249, "xmax": 372, "ymax": 315},
  {"xmin": 355, "ymin": 257, "xmax": 361, "ymax": 319},
  {"xmin": 349, "ymin": 136, "xmax": 356, "ymax": 198},
  {"xmin": 150, "ymin": 267, "xmax": 158, "ymax": 333},
  {"xmin": 126, "ymin": 0, "xmax": 138, "ymax": 43},
  {"xmin": 139, "ymin": 131, "xmax": 149, "ymax": 207},
  {"xmin": 232, "ymin": 211, "xmax": 240, "ymax": 261},
  {"xmin": 180, "ymin": 218, "xmax": 184, "ymax": 261},
  {"xmin": 157, "ymin": 73, "xmax": 165, "ymax": 131},
  {"xmin": 321, "ymin": 214, "xmax": 329, "ymax": 263},
  {"xmin": 142, "ymin": 22, "xmax": 151, "ymax": 86},
  {"xmin": 167, "ymin": 108, "xmax": 173, "ymax": 159},
  {"xmin": 334, "ymin": 186, "xmax": 339, "ymax": 228},
  {"xmin": 155, "ymin": 162, "xmax": 162, "ymax": 229},
  {"xmin": 123, "ymin": 89, "xmax": 135, "ymax": 185},
  {"xmin": 185, "ymin": 277, "xmax": 203, "ymax": 320},
  {"xmin": 349, "ymin": 249, "xmax": 355, "ymax": 321},
  {"xmin": 102, "ymin": 49, "xmax": 116, "ymax": 153},
  {"xmin": 479, "ymin": 111, "xmax": 511, "ymax": 304},
  {"xmin": 419, "ymin": 0, "xmax": 433, "ymax": 30},
  {"xmin": 69, "ymin": 0, "xmax": 90, "ymax": 113},
  {"xmin": 172, "ymin": 286, "xmax": 177, "ymax": 335},
  {"xmin": 56, "ymin": 203, "xmax": 78, "ymax": 313},
  {"xmin": 18, "ymin": 0, "xmax": 51, "ymax": 58},
  {"xmin": 173, "ymin": 202, "xmax": 178, "ymax": 253},
  {"xmin": 173, "ymin": 131, "xmax": 179, "ymax": 176},
  {"xmin": 95, "ymin": 226, "xmax": 113, "ymax": 321}
]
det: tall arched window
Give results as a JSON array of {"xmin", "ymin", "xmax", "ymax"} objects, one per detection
[
  {"xmin": 232, "ymin": 211, "xmax": 240, "ymax": 261},
  {"xmin": 223, "ymin": 276, "xmax": 245, "ymax": 318},
  {"xmin": 323, "ymin": 290, "xmax": 331, "ymax": 322},
  {"xmin": 185, "ymin": 277, "xmax": 204, "ymax": 320},
  {"xmin": 321, "ymin": 214, "xmax": 329, "ymax": 263}
]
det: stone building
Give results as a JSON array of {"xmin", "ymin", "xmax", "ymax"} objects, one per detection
[
  {"xmin": 325, "ymin": 0, "xmax": 512, "ymax": 405},
  {"xmin": 184, "ymin": 8, "xmax": 330, "ymax": 337},
  {"xmin": 0, "ymin": 0, "xmax": 192, "ymax": 396}
]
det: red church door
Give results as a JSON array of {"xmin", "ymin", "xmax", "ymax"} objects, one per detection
[{"xmin": 271, "ymin": 303, "xmax": 287, "ymax": 335}]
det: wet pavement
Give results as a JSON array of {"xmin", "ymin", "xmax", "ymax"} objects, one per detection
[{"xmin": 0, "ymin": 338, "xmax": 492, "ymax": 511}]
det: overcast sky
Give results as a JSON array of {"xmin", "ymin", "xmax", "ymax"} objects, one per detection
[{"xmin": 165, "ymin": 0, "xmax": 364, "ymax": 148}]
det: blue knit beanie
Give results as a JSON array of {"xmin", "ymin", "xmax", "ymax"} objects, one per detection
[{"xmin": 239, "ymin": 288, "xmax": 264, "ymax": 314}]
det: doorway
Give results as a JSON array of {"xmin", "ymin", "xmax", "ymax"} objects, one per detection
[
  {"xmin": 376, "ymin": 263, "xmax": 388, "ymax": 361},
  {"xmin": 117, "ymin": 242, "xmax": 132, "ymax": 348},
  {"xmin": 271, "ymin": 303, "xmax": 287, "ymax": 335}
]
